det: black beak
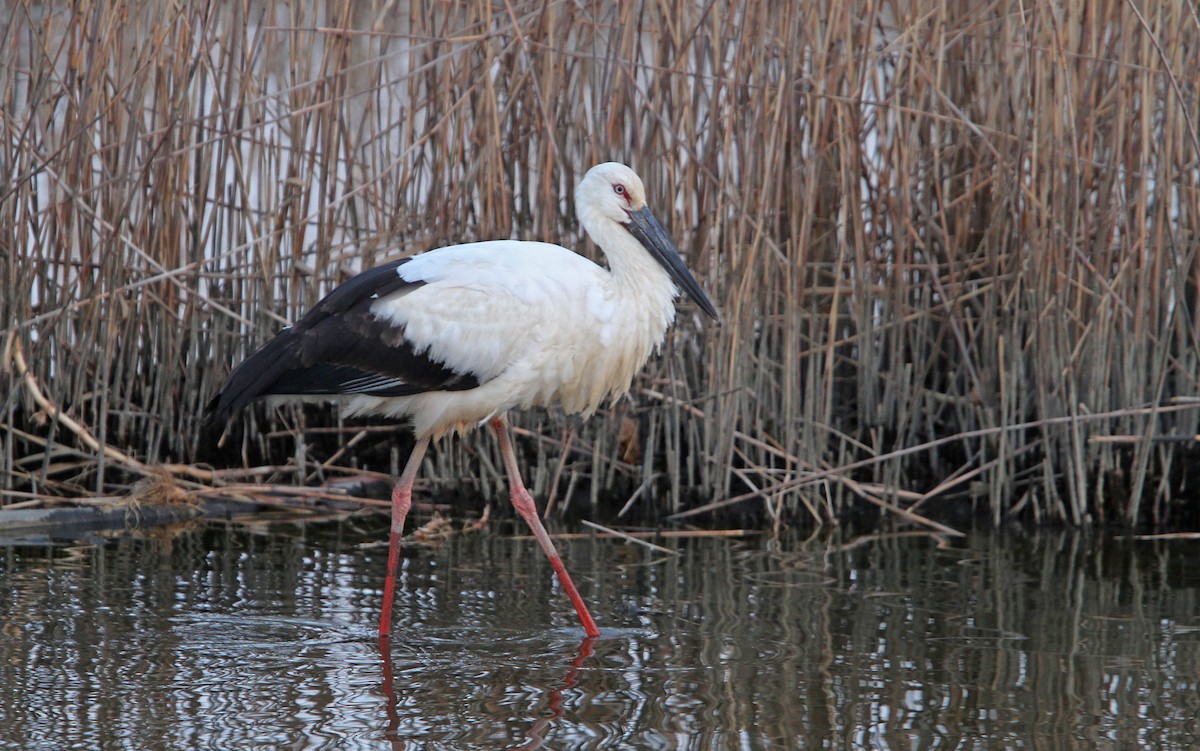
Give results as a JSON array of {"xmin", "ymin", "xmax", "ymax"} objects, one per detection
[{"xmin": 625, "ymin": 206, "xmax": 719, "ymax": 320}]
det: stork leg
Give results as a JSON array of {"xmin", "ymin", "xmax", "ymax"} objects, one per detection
[
  {"xmin": 490, "ymin": 417, "xmax": 601, "ymax": 638},
  {"xmin": 379, "ymin": 434, "xmax": 430, "ymax": 638}
]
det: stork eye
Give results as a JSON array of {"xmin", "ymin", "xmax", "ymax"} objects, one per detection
[{"xmin": 613, "ymin": 184, "xmax": 627, "ymax": 197}]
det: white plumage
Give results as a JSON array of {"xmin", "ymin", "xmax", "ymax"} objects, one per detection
[
  {"xmin": 206, "ymin": 162, "xmax": 718, "ymax": 639},
  {"xmin": 351, "ymin": 238, "xmax": 675, "ymax": 434}
]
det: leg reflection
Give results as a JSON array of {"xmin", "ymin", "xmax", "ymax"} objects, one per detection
[
  {"xmin": 378, "ymin": 636, "xmax": 406, "ymax": 750},
  {"xmin": 519, "ymin": 637, "xmax": 597, "ymax": 750},
  {"xmin": 376, "ymin": 634, "xmax": 596, "ymax": 749}
]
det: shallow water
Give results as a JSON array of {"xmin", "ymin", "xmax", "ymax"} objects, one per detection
[{"xmin": 1, "ymin": 516, "xmax": 1198, "ymax": 750}]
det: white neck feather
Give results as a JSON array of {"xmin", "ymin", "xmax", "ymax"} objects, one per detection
[{"xmin": 581, "ymin": 209, "xmax": 677, "ymax": 305}]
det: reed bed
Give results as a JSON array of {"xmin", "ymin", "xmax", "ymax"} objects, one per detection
[{"xmin": 2, "ymin": 0, "xmax": 1199, "ymax": 528}]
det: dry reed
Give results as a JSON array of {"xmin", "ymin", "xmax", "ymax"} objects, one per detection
[{"xmin": 2, "ymin": 0, "xmax": 1199, "ymax": 528}]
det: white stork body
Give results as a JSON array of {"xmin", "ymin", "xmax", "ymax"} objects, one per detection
[
  {"xmin": 206, "ymin": 162, "xmax": 718, "ymax": 640},
  {"xmin": 347, "ymin": 238, "xmax": 677, "ymax": 436}
]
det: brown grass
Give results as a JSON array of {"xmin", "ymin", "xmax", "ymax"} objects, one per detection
[{"xmin": 3, "ymin": 0, "xmax": 1199, "ymax": 528}]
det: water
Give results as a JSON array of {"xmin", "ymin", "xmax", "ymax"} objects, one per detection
[{"xmin": 1, "ymin": 517, "xmax": 1198, "ymax": 749}]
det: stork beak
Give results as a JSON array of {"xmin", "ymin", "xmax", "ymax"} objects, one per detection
[{"xmin": 625, "ymin": 206, "xmax": 719, "ymax": 320}]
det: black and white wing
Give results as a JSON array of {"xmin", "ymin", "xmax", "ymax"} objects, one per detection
[{"xmin": 204, "ymin": 258, "xmax": 480, "ymax": 427}]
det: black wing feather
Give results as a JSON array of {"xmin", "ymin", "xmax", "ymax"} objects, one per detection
[{"xmin": 204, "ymin": 258, "xmax": 480, "ymax": 428}]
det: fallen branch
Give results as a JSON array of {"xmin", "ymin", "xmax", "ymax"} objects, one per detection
[
  {"xmin": 668, "ymin": 402, "xmax": 1200, "ymax": 525},
  {"xmin": 512, "ymin": 528, "xmax": 758, "ymax": 541},
  {"xmin": 11, "ymin": 341, "xmax": 215, "ymax": 483},
  {"xmin": 580, "ymin": 519, "xmax": 678, "ymax": 555}
]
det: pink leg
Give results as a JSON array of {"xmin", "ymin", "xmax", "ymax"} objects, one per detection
[
  {"xmin": 490, "ymin": 417, "xmax": 601, "ymax": 638},
  {"xmin": 379, "ymin": 435, "xmax": 430, "ymax": 639}
]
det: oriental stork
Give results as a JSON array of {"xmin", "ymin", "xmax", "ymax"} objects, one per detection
[{"xmin": 205, "ymin": 162, "xmax": 719, "ymax": 639}]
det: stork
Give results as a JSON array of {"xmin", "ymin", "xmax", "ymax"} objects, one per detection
[{"xmin": 205, "ymin": 162, "xmax": 718, "ymax": 639}]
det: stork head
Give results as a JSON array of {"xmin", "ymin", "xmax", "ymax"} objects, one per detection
[
  {"xmin": 576, "ymin": 162, "xmax": 719, "ymax": 320},
  {"xmin": 576, "ymin": 162, "xmax": 650, "ymax": 223}
]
